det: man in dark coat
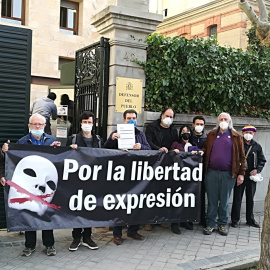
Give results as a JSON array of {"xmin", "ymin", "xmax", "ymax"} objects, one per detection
[
  {"xmin": 66, "ymin": 111, "xmax": 101, "ymax": 251},
  {"xmin": 145, "ymin": 108, "xmax": 178, "ymax": 153},
  {"xmin": 104, "ymin": 109, "xmax": 151, "ymax": 245},
  {"xmin": 231, "ymin": 125, "xmax": 266, "ymax": 228},
  {"xmin": 144, "ymin": 108, "xmax": 180, "ymax": 233},
  {"xmin": 189, "ymin": 115, "xmax": 208, "ymax": 227}
]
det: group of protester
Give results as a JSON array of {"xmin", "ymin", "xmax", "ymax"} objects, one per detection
[{"xmin": 0, "ymin": 106, "xmax": 266, "ymax": 258}]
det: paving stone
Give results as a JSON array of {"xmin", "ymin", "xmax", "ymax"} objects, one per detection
[{"xmin": 0, "ymin": 213, "xmax": 264, "ymax": 270}]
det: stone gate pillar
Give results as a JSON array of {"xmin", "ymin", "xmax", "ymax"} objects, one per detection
[{"xmin": 91, "ymin": 0, "xmax": 162, "ymax": 134}]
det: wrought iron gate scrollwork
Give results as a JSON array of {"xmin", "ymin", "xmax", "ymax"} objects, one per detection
[{"xmin": 74, "ymin": 37, "xmax": 110, "ymax": 140}]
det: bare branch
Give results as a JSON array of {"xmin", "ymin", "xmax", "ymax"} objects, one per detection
[
  {"xmin": 256, "ymin": 0, "xmax": 268, "ymax": 22},
  {"xmin": 239, "ymin": 0, "xmax": 264, "ymax": 28}
]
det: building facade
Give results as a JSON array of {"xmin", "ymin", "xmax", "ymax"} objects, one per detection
[
  {"xmin": 0, "ymin": 0, "xmax": 107, "ymax": 104},
  {"xmin": 153, "ymin": 0, "xmax": 269, "ymax": 50}
]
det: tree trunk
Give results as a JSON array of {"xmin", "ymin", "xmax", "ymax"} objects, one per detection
[
  {"xmin": 239, "ymin": 0, "xmax": 270, "ymax": 46},
  {"xmin": 258, "ymin": 179, "xmax": 270, "ymax": 270}
]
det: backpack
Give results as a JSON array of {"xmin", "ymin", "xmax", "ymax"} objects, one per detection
[{"xmin": 71, "ymin": 134, "xmax": 102, "ymax": 148}]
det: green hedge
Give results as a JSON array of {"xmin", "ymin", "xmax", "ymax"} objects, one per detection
[{"xmin": 139, "ymin": 34, "xmax": 270, "ymax": 119}]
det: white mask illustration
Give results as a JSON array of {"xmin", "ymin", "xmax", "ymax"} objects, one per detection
[{"xmin": 8, "ymin": 155, "xmax": 58, "ymax": 216}]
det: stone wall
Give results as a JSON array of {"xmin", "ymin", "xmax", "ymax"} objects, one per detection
[{"xmin": 144, "ymin": 111, "xmax": 270, "ymax": 213}]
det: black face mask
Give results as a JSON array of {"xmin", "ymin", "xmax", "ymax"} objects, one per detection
[{"xmin": 182, "ymin": 133, "xmax": 191, "ymax": 140}]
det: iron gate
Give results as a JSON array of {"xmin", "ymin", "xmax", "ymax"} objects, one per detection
[{"xmin": 73, "ymin": 37, "xmax": 110, "ymax": 140}]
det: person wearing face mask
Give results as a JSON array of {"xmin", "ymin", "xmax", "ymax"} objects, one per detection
[
  {"xmin": 189, "ymin": 116, "xmax": 208, "ymax": 227},
  {"xmin": 190, "ymin": 116, "xmax": 207, "ymax": 149},
  {"xmin": 145, "ymin": 108, "xmax": 178, "ymax": 153},
  {"xmin": 231, "ymin": 125, "xmax": 266, "ymax": 229},
  {"xmin": 104, "ymin": 109, "xmax": 151, "ymax": 245},
  {"xmin": 66, "ymin": 111, "xmax": 102, "ymax": 251},
  {"xmin": 170, "ymin": 125, "xmax": 200, "ymax": 233},
  {"xmin": 144, "ymin": 108, "xmax": 178, "ymax": 231},
  {"xmin": 1, "ymin": 113, "xmax": 61, "ymax": 257},
  {"xmin": 171, "ymin": 125, "xmax": 200, "ymax": 153},
  {"xmin": 201, "ymin": 112, "xmax": 246, "ymax": 236}
]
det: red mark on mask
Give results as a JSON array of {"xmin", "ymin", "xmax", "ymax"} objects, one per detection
[{"xmin": 6, "ymin": 180, "xmax": 61, "ymax": 210}]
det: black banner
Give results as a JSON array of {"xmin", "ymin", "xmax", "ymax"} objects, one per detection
[{"xmin": 4, "ymin": 144, "xmax": 202, "ymax": 232}]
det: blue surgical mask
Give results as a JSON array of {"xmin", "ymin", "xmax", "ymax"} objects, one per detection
[
  {"xmin": 127, "ymin": 119, "xmax": 137, "ymax": 128},
  {"xmin": 31, "ymin": 129, "xmax": 44, "ymax": 137}
]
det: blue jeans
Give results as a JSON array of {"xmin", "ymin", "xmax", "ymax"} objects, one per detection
[{"xmin": 205, "ymin": 169, "xmax": 236, "ymax": 227}]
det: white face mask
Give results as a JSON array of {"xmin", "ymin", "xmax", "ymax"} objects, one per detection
[
  {"xmin": 81, "ymin": 124, "xmax": 93, "ymax": 133},
  {"xmin": 219, "ymin": 121, "xmax": 229, "ymax": 130},
  {"xmin": 244, "ymin": 133, "xmax": 253, "ymax": 141},
  {"xmin": 161, "ymin": 117, "xmax": 173, "ymax": 127},
  {"xmin": 194, "ymin": 125, "xmax": 204, "ymax": 133},
  {"xmin": 8, "ymin": 155, "xmax": 58, "ymax": 216}
]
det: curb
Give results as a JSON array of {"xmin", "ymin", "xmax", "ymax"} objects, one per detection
[{"xmin": 178, "ymin": 248, "xmax": 260, "ymax": 270}]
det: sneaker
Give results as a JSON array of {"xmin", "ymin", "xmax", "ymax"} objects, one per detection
[
  {"xmin": 203, "ymin": 226, "xmax": 215, "ymax": 235},
  {"xmin": 82, "ymin": 237, "xmax": 98, "ymax": 250},
  {"xmin": 46, "ymin": 246, "xmax": 56, "ymax": 256},
  {"xmin": 218, "ymin": 225, "xmax": 228, "ymax": 236},
  {"xmin": 69, "ymin": 238, "xmax": 81, "ymax": 251},
  {"xmin": 21, "ymin": 247, "xmax": 35, "ymax": 257}
]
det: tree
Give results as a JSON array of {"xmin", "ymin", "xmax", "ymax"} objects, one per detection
[
  {"xmin": 239, "ymin": 0, "xmax": 270, "ymax": 46},
  {"xmin": 239, "ymin": 1, "xmax": 270, "ymax": 269}
]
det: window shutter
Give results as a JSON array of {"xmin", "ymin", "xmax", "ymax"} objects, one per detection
[{"xmin": 0, "ymin": 24, "xmax": 32, "ymax": 229}]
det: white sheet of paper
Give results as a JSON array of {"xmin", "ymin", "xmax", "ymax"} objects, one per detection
[
  {"xmin": 56, "ymin": 127, "xmax": 68, "ymax": 138},
  {"xmin": 117, "ymin": 124, "xmax": 135, "ymax": 149}
]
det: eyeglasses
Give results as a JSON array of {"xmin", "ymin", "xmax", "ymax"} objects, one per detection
[{"xmin": 30, "ymin": 123, "xmax": 45, "ymax": 127}]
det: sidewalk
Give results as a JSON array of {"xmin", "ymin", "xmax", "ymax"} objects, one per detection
[{"xmin": 0, "ymin": 213, "xmax": 263, "ymax": 270}]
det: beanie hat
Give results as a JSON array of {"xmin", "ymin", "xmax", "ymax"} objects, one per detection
[{"xmin": 242, "ymin": 125, "xmax": 257, "ymax": 132}]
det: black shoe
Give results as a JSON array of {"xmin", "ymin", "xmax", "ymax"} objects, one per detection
[
  {"xmin": 82, "ymin": 237, "xmax": 98, "ymax": 249},
  {"xmin": 180, "ymin": 222, "xmax": 193, "ymax": 230},
  {"xmin": 246, "ymin": 221, "xmax": 260, "ymax": 228},
  {"xmin": 186, "ymin": 222, "xmax": 193, "ymax": 230},
  {"xmin": 171, "ymin": 223, "xmax": 181, "ymax": 235},
  {"xmin": 231, "ymin": 222, "xmax": 238, "ymax": 228},
  {"xmin": 69, "ymin": 238, "xmax": 81, "ymax": 251}
]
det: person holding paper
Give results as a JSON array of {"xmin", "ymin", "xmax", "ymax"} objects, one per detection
[
  {"xmin": 104, "ymin": 109, "xmax": 151, "ymax": 245},
  {"xmin": 104, "ymin": 109, "xmax": 151, "ymax": 151}
]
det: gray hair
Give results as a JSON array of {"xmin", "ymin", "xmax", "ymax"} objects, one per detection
[
  {"xmin": 29, "ymin": 113, "xmax": 46, "ymax": 124},
  {"xmin": 214, "ymin": 112, "xmax": 235, "ymax": 131}
]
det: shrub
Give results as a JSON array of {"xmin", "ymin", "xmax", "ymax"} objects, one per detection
[{"xmin": 139, "ymin": 34, "xmax": 270, "ymax": 119}]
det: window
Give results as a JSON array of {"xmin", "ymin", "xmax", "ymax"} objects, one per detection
[
  {"xmin": 209, "ymin": 25, "xmax": 217, "ymax": 37},
  {"xmin": 1, "ymin": 0, "xmax": 24, "ymax": 25},
  {"xmin": 163, "ymin": 8, "xmax": 168, "ymax": 17},
  {"xmin": 60, "ymin": 0, "xmax": 78, "ymax": 35},
  {"xmin": 58, "ymin": 57, "xmax": 74, "ymax": 70}
]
